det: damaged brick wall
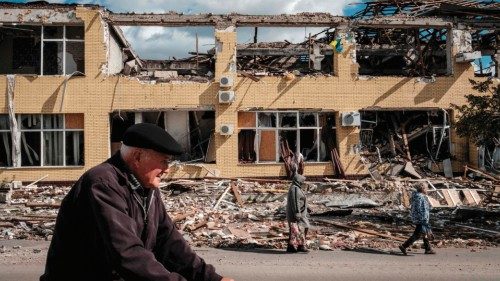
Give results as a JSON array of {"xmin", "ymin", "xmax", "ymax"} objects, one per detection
[{"xmin": 0, "ymin": 4, "xmax": 489, "ymax": 181}]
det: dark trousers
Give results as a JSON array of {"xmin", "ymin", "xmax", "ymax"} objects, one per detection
[{"xmin": 402, "ymin": 224, "xmax": 432, "ymax": 251}]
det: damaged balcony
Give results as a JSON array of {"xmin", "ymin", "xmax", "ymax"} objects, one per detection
[
  {"xmin": 110, "ymin": 110, "xmax": 215, "ymax": 163},
  {"xmin": 236, "ymin": 27, "xmax": 337, "ymax": 77}
]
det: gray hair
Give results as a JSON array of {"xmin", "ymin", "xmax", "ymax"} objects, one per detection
[
  {"xmin": 416, "ymin": 182, "xmax": 428, "ymax": 193},
  {"xmin": 120, "ymin": 144, "xmax": 152, "ymax": 161}
]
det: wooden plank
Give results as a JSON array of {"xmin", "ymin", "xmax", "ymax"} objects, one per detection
[
  {"xmin": 0, "ymin": 222, "xmax": 14, "ymax": 227},
  {"xmin": 465, "ymin": 165, "xmax": 500, "ymax": 182},
  {"xmin": 25, "ymin": 202, "xmax": 60, "ymax": 208},
  {"xmin": 312, "ymin": 218, "xmax": 406, "ymax": 242},
  {"xmin": 470, "ymin": 189, "xmax": 482, "ymax": 205},
  {"xmin": 402, "ymin": 189, "xmax": 410, "ymax": 208},
  {"xmin": 213, "ymin": 185, "xmax": 231, "ymax": 210},
  {"xmin": 172, "ymin": 212, "xmax": 193, "ymax": 223},
  {"xmin": 427, "ymin": 196, "xmax": 442, "ymax": 208},
  {"xmin": 238, "ymin": 112, "xmax": 256, "ymax": 128},
  {"xmin": 332, "ymin": 148, "xmax": 346, "ymax": 179},
  {"xmin": 188, "ymin": 220, "xmax": 207, "ymax": 232},
  {"xmin": 259, "ymin": 130, "xmax": 276, "ymax": 161},
  {"xmin": 228, "ymin": 226, "xmax": 252, "ymax": 239},
  {"xmin": 462, "ymin": 189, "xmax": 477, "ymax": 205},
  {"xmin": 403, "ymin": 162, "xmax": 422, "ymax": 179},
  {"xmin": 65, "ymin": 113, "xmax": 84, "ymax": 129},
  {"xmin": 441, "ymin": 189, "xmax": 461, "ymax": 207},
  {"xmin": 231, "ymin": 183, "xmax": 244, "ymax": 206}
]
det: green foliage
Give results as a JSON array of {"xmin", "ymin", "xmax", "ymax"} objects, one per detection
[{"xmin": 453, "ymin": 79, "xmax": 500, "ymax": 146}]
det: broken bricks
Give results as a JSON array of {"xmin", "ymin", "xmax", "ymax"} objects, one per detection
[{"xmin": 0, "ymin": 174, "xmax": 497, "ymax": 252}]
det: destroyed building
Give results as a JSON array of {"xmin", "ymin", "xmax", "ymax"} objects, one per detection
[{"xmin": 0, "ymin": 0, "xmax": 499, "ymax": 182}]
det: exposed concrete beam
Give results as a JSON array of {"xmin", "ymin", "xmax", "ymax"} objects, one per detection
[
  {"xmin": 237, "ymin": 45, "xmax": 333, "ymax": 56},
  {"xmin": 0, "ymin": 8, "xmax": 82, "ymax": 24},
  {"xmin": 352, "ymin": 17, "xmax": 453, "ymax": 28},
  {"xmin": 356, "ymin": 48, "xmax": 446, "ymax": 56},
  {"xmin": 106, "ymin": 13, "xmax": 346, "ymax": 28}
]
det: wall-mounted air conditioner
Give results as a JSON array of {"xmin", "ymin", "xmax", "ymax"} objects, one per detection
[
  {"xmin": 341, "ymin": 111, "xmax": 361, "ymax": 126},
  {"xmin": 456, "ymin": 51, "xmax": 481, "ymax": 63},
  {"xmin": 219, "ymin": 76, "xmax": 233, "ymax": 88},
  {"xmin": 219, "ymin": 124, "xmax": 234, "ymax": 135},
  {"xmin": 218, "ymin": 90, "xmax": 235, "ymax": 104}
]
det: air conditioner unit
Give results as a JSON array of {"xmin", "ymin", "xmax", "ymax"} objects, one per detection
[
  {"xmin": 456, "ymin": 51, "xmax": 481, "ymax": 63},
  {"xmin": 219, "ymin": 124, "xmax": 234, "ymax": 135},
  {"xmin": 341, "ymin": 111, "xmax": 361, "ymax": 126},
  {"xmin": 219, "ymin": 76, "xmax": 233, "ymax": 88},
  {"xmin": 218, "ymin": 90, "xmax": 235, "ymax": 104}
]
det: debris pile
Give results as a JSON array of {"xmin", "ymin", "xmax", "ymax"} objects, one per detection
[
  {"xmin": 1, "ymin": 175, "xmax": 498, "ymax": 251},
  {"xmin": 123, "ymin": 54, "xmax": 215, "ymax": 84},
  {"xmin": 236, "ymin": 28, "xmax": 337, "ymax": 79},
  {"xmin": 359, "ymin": 109, "xmax": 454, "ymax": 181}
]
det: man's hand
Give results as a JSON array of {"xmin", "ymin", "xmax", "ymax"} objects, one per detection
[{"xmin": 221, "ymin": 277, "xmax": 235, "ymax": 281}]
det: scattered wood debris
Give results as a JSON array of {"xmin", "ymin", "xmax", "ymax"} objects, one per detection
[{"xmin": 0, "ymin": 173, "xmax": 498, "ymax": 251}]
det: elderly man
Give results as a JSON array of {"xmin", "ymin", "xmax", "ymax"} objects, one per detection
[{"xmin": 41, "ymin": 123, "xmax": 234, "ymax": 281}]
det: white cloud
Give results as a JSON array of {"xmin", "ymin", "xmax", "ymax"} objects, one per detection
[
  {"xmin": 97, "ymin": 0, "xmax": 357, "ymax": 14},
  {"xmin": 90, "ymin": 0, "xmax": 357, "ymax": 59},
  {"xmin": 121, "ymin": 26, "xmax": 215, "ymax": 59}
]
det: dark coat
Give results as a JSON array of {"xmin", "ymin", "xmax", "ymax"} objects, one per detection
[
  {"xmin": 40, "ymin": 153, "xmax": 222, "ymax": 281},
  {"xmin": 286, "ymin": 174, "xmax": 309, "ymax": 228}
]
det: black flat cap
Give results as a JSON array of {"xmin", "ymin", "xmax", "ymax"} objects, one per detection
[{"xmin": 122, "ymin": 123, "xmax": 183, "ymax": 155}]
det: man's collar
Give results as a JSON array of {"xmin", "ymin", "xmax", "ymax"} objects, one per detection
[
  {"xmin": 108, "ymin": 152, "xmax": 143, "ymax": 191},
  {"xmin": 128, "ymin": 173, "xmax": 142, "ymax": 191}
]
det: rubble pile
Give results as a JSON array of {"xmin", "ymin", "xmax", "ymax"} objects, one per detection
[{"xmin": 1, "ymin": 174, "xmax": 498, "ymax": 252}]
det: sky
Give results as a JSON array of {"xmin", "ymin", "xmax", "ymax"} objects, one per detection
[{"xmin": 4, "ymin": 0, "xmax": 365, "ymax": 59}]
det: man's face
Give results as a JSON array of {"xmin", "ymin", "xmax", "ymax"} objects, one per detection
[{"xmin": 134, "ymin": 149, "xmax": 171, "ymax": 188}]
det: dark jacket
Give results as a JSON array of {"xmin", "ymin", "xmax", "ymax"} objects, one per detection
[
  {"xmin": 41, "ymin": 153, "xmax": 222, "ymax": 281},
  {"xmin": 286, "ymin": 174, "xmax": 309, "ymax": 228}
]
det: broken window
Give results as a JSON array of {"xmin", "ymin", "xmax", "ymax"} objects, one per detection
[
  {"xmin": 0, "ymin": 25, "xmax": 41, "ymax": 74},
  {"xmin": 0, "ymin": 115, "xmax": 12, "ymax": 167},
  {"xmin": 0, "ymin": 24, "xmax": 84, "ymax": 75},
  {"xmin": 359, "ymin": 109, "xmax": 451, "ymax": 163},
  {"xmin": 0, "ymin": 114, "xmax": 84, "ymax": 167},
  {"xmin": 471, "ymin": 30, "xmax": 498, "ymax": 77},
  {"xmin": 238, "ymin": 111, "xmax": 336, "ymax": 163},
  {"xmin": 110, "ymin": 110, "xmax": 215, "ymax": 163},
  {"xmin": 355, "ymin": 27, "xmax": 449, "ymax": 77},
  {"xmin": 236, "ymin": 27, "xmax": 335, "ymax": 77},
  {"xmin": 119, "ymin": 26, "xmax": 215, "ymax": 82}
]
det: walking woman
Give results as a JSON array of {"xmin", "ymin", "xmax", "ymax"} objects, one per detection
[{"xmin": 286, "ymin": 173, "xmax": 310, "ymax": 253}]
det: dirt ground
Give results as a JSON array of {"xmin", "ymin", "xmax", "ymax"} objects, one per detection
[{"xmin": 1, "ymin": 239, "xmax": 499, "ymax": 281}]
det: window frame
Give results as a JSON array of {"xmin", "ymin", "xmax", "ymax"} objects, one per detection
[
  {"xmin": 0, "ymin": 114, "xmax": 84, "ymax": 168},
  {"xmin": 239, "ymin": 111, "xmax": 335, "ymax": 163},
  {"xmin": 41, "ymin": 25, "xmax": 85, "ymax": 76}
]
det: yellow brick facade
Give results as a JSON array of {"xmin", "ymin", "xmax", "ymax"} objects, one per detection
[{"xmin": 0, "ymin": 8, "xmax": 482, "ymax": 182}]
